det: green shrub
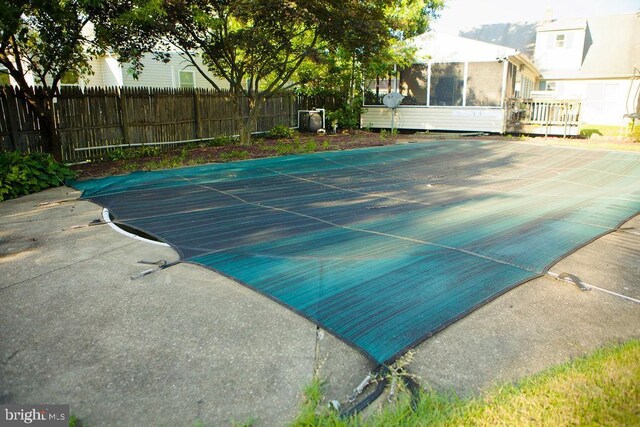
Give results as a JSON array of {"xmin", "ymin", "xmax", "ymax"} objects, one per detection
[
  {"xmin": 580, "ymin": 128, "xmax": 603, "ymax": 138},
  {"xmin": 379, "ymin": 128, "xmax": 399, "ymax": 140},
  {"xmin": 268, "ymin": 124, "xmax": 295, "ymax": 139},
  {"xmin": 327, "ymin": 102, "xmax": 363, "ymax": 130},
  {"xmin": 303, "ymin": 141, "xmax": 318, "ymax": 152},
  {"xmin": 270, "ymin": 140, "xmax": 302, "ymax": 155},
  {"xmin": 203, "ymin": 135, "xmax": 237, "ymax": 147},
  {"xmin": 107, "ymin": 145, "xmax": 161, "ymax": 161},
  {"xmin": 135, "ymin": 145, "xmax": 160, "ymax": 157},
  {"xmin": 0, "ymin": 151, "xmax": 76, "ymax": 202}
]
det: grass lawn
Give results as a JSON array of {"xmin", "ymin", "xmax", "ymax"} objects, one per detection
[
  {"xmin": 293, "ymin": 339, "xmax": 640, "ymax": 426},
  {"xmin": 519, "ymin": 137, "xmax": 640, "ymax": 152}
]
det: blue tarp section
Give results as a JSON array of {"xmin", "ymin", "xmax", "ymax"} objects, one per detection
[{"xmin": 71, "ymin": 141, "xmax": 640, "ymax": 363}]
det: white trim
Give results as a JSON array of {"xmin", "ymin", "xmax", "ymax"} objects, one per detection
[
  {"xmin": 500, "ymin": 60, "xmax": 509, "ymax": 108},
  {"xmin": 102, "ymin": 208, "xmax": 170, "ymax": 247}
]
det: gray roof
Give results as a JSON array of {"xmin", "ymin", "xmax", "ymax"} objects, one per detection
[
  {"xmin": 537, "ymin": 18, "xmax": 587, "ymax": 32},
  {"xmin": 459, "ymin": 22, "xmax": 537, "ymax": 57},
  {"xmin": 566, "ymin": 13, "xmax": 640, "ymax": 79}
]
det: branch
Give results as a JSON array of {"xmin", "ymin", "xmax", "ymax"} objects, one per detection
[
  {"xmin": 263, "ymin": 30, "xmax": 318, "ymax": 96},
  {"xmin": 180, "ymin": 48, "xmax": 221, "ymax": 91},
  {"xmin": 178, "ymin": 22, "xmax": 234, "ymax": 85}
]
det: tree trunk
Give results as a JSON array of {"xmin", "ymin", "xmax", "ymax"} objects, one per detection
[
  {"xmin": 20, "ymin": 89, "xmax": 63, "ymax": 162},
  {"xmin": 1, "ymin": 58, "xmax": 64, "ymax": 160},
  {"xmin": 40, "ymin": 111, "xmax": 63, "ymax": 162},
  {"xmin": 235, "ymin": 94, "xmax": 260, "ymax": 145}
]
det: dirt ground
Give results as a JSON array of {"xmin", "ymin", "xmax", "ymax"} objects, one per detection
[{"xmin": 70, "ymin": 130, "xmax": 640, "ymax": 179}]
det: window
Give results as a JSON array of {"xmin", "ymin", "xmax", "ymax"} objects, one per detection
[
  {"xmin": 465, "ymin": 62, "xmax": 503, "ymax": 106},
  {"xmin": 429, "ymin": 63, "xmax": 464, "ymax": 106},
  {"xmin": 546, "ymin": 81, "xmax": 556, "ymax": 91},
  {"xmin": 366, "ymin": 61, "xmax": 509, "ymax": 108},
  {"xmin": 179, "ymin": 70, "xmax": 195, "ymax": 88},
  {"xmin": 399, "ymin": 65, "xmax": 428, "ymax": 105},
  {"xmin": 555, "ymin": 34, "xmax": 565, "ymax": 48},
  {"xmin": 0, "ymin": 69, "xmax": 9, "ymax": 86},
  {"xmin": 364, "ymin": 74, "xmax": 399, "ymax": 106},
  {"xmin": 518, "ymin": 77, "xmax": 533, "ymax": 98}
]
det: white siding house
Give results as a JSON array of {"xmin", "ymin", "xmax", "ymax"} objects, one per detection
[
  {"xmin": 361, "ymin": 32, "xmax": 540, "ymax": 133},
  {"xmin": 533, "ymin": 14, "xmax": 640, "ymax": 126},
  {"xmin": 85, "ymin": 52, "xmax": 229, "ymax": 90}
]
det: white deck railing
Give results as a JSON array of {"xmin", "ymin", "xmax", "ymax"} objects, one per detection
[{"xmin": 506, "ymin": 98, "xmax": 582, "ymax": 136}]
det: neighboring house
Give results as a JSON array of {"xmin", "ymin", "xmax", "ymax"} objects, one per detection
[
  {"xmin": 462, "ymin": 13, "xmax": 640, "ymax": 127},
  {"xmin": 361, "ymin": 32, "xmax": 541, "ymax": 133},
  {"xmin": 83, "ymin": 52, "xmax": 229, "ymax": 90},
  {"xmin": 533, "ymin": 13, "xmax": 640, "ymax": 126},
  {"xmin": 0, "ymin": 51, "xmax": 229, "ymax": 91}
]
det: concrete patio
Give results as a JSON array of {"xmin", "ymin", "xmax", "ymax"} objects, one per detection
[{"xmin": 1, "ymin": 170, "xmax": 638, "ymax": 425}]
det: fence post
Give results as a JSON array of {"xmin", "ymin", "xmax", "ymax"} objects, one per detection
[
  {"xmin": 118, "ymin": 87, "xmax": 130, "ymax": 145},
  {"xmin": 3, "ymin": 86, "xmax": 21, "ymax": 151},
  {"xmin": 194, "ymin": 89, "xmax": 202, "ymax": 139}
]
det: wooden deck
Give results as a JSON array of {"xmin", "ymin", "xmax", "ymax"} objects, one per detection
[{"xmin": 506, "ymin": 98, "xmax": 582, "ymax": 136}]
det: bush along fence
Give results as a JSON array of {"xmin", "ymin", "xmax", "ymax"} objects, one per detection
[{"xmin": 0, "ymin": 86, "xmax": 301, "ymax": 162}]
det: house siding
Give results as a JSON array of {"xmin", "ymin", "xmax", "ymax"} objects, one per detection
[
  {"xmin": 361, "ymin": 106, "xmax": 505, "ymax": 133},
  {"xmin": 102, "ymin": 57, "xmax": 123, "ymax": 86},
  {"xmin": 546, "ymin": 78, "xmax": 640, "ymax": 125},
  {"xmin": 84, "ymin": 57, "xmax": 106, "ymax": 86},
  {"xmin": 534, "ymin": 28, "xmax": 587, "ymax": 73},
  {"xmin": 120, "ymin": 53, "xmax": 229, "ymax": 90}
]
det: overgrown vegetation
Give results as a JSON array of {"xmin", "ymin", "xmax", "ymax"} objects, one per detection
[
  {"xmin": 579, "ymin": 122, "xmax": 640, "ymax": 141},
  {"xmin": 379, "ymin": 128, "xmax": 399, "ymax": 140},
  {"xmin": 268, "ymin": 124, "xmax": 296, "ymax": 139},
  {"xmin": 0, "ymin": 151, "xmax": 76, "ymax": 201},
  {"xmin": 326, "ymin": 102, "xmax": 365, "ymax": 131},
  {"xmin": 107, "ymin": 145, "xmax": 161, "ymax": 161},
  {"xmin": 70, "ymin": 131, "xmax": 389, "ymax": 178},
  {"xmin": 292, "ymin": 339, "xmax": 640, "ymax": 426}
]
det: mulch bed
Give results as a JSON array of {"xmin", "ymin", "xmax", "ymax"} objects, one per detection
[
  {"xmin": 70, "ymin": 131, "xmax": 401, "ymax": 179},
  {"xmin": 70, "ymin": 130, "xmax": 639, "ymax": 179}
]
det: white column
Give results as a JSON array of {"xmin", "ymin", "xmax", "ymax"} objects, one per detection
[{"xmin": 500, "ymin": 60, "xmax": 509, "ymax": 108}]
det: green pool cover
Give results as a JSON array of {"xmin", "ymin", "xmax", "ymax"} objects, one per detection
[{"xmin": 71, "ymin": 140, "xmax": 640, "ymax": 364}]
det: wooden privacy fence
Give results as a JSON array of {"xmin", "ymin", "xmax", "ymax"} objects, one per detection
[{"xmin": 0, "ymin": 86, "xmax": 300, "ymax": 162}]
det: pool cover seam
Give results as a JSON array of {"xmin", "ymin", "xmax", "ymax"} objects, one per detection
[
  {"xmin": 318, "ymin": 153, "xmax": 622, "ymax": 191},
  {"xmin": 261, "ymin": 166, "xmax": 618, "ymax": 233},
  {"xmin": 176, "ymin": 174, "xmax": 541, "ymax": 274}
]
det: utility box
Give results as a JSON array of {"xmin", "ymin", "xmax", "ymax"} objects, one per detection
[{"xmin": 298, "ymin": 109, "xmax": 325, "ymax": 132}]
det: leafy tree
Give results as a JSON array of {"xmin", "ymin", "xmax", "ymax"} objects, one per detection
[
  {"xmin": 106, "ymin": 0, "xmax": 428, "ymax": 144},
  {"xmin": 0, "ymin": 0, "xmax": 105, "ymax": 161},
  {"xmin": 296, "ymin": 0, "xmax": 444, "ymax": 130}
]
